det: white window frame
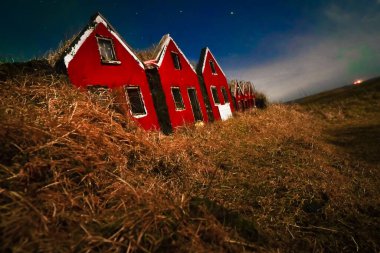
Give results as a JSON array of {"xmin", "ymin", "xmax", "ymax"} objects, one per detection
[
  {"xmin": 96, "ymin": 36, "xmax": 121, "ymax": 65},
  {"xmin": 171, "ymin": 87, "xmax": 186, "ymax": 111},
  {"xmin": 221, "ymin": 87, "xmax": 229, "ymax": 104},
  {"xmin": 87, "ymin": 85, "xmax": 110, "ymax": 103},
  {"xmin": 209, "ymin": 60, "xmax": 217, "ymax": 75},
  {"xmin": 210, "ymin": 86, "xmax": 221, "ymax": 105},
  {"xmin": 171, "ymin": 51, "xmax": 182, "ymax": 70},
  {"xmin": 187, "ymin": 87, "xmax": 204, "ymax": 122},
  {"xmin": 124, "ymin": 86, "xmax": 147, "ymax": 118}
]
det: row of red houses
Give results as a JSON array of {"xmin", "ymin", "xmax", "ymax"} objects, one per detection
[
  {"xmin": 230, "ymin": 80, "xmax": 257, "ymax": 111},
  {"xmin": 57, "ymin": 13, "xmax": 256, "ymax": 133}
]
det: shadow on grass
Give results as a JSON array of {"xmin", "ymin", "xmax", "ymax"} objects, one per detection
[{"xmin": 328, "ymin": 123, "xmax": 380, "ymax": 164}]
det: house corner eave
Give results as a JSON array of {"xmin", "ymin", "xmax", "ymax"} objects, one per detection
[{"xmin": 203, "ymin": 47, "xmax": 227, "ymax": 77}]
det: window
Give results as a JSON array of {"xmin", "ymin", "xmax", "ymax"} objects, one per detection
[
  {"xmin": 87, "ymin": 85, "xmax": 109, "ymax": 95},
  {"xmin": 211, "ymin": 86, "xmax": 220, "ymax": 104},
  {"xmin": 96, "ymin": 37, "xmax": 120, "ymax": 64},
  {"xmin": 125, "ymin": 87, "xmax": 146, "ymax": 116},
  {"xmin": 171, "ymin": 52, "xmax": 181, "ymax": 70},
  {"xmin": 210, "ymin": 60, "xmax": 217, "ymax": 74},
  {"xmin": 221, "ymin": 87, "xmax": 229, "ymax": 103},
  {"xmin": 171, "ymin": 87, "xmax": 185, "ymax": 110},
  {"xmin": 87, "ymin": 85, "xmax": 111, "ymax": 106}
]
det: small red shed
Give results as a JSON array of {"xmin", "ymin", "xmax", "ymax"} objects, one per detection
[
  {"xmin": 230, "ymin": 80, "xmax": 256, "ymax": 111},
  {"xmin": 57, "ymin": 13, "xmax": 160, "ymax": 131},
  {"xmin": 197, "ymin": 47, "xmax": 234, "ymax": 121},
  {"xmin": 244, "ymin": 81, "xmax": 256, "ymax": 108},
  {"xmin": 144, "ymin": 35, "xmax": 208, "ymax": 129}
]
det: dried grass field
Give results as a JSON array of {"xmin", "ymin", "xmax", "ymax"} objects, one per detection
[{"xmin": 1, "ymin": 62, "xmax": 379, "ymax": 252}]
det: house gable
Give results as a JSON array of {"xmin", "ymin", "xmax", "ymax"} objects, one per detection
[
  {"xmin": 57, "ymin": 13, "xmax": 161, "ymax": 131},
  {"xmin": 59, "ymin": 13, "xmax": 149, "ymax": 89},
  {"xmin": 197, "ymin": 47, "xmax": 234, "ymax": 120},
  {"xmin": 63, "ymin": 13, "xmax": 144, "ymax": 70},
  {"xmin": 151, "ymin": 35, "xmax": 197, "ymax": 74},
  {"xmin": 143, "ymin": 35, "xmax": 208, "ymax": 128},
  {"xmin": 197, "ymin": 47, "xmax": 227, "ymax": 77}
]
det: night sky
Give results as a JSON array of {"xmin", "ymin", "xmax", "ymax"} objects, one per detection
[{"xmin": 1, "ymin": 0, "xmax": 380, "ymax": 101}]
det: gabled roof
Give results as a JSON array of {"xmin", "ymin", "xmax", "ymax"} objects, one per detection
[
  {"xmin": 62, "ymin": 12, "xmax": 144, "ymax": 69},
  {"xmin": 196, "ymin": 47, "xmax": 226, "ymax": 77},
  {"xmin": 143, "ymin": 34, "xmax": 197, "ymax": 74},
  {"xmin": 229, "ymin": 80, "xmax": 245, "ymax": 96},
  {"xmin": 243, "ymin": 81, "xmax": 255, "ymax": 94}
]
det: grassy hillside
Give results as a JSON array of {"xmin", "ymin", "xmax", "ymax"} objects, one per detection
[
  {"xmin": 0, "ymin": 63, "xmax": 379, "ymax": 252},
  {"xmin": 293, "ymin": 76, "xmax": 380, "ymax": 120},
  {"xmin": 295, "ymin": 77, "xmax": 380, "ymax": 165}
]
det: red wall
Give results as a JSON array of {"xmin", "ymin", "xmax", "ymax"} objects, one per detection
[
  {"xmin": 234, "ymin": 85, "xmax": 254, "ymax": 111},
  {"xmin": 157, "ymin": 40, "xmax": 208, "ymax": 128},
  {"xmin": 201, "ymin": 52, "xmax": 235, "ymax": 120},
  {"xmin": 66, "ymin": 23, "xmax": 160, "ymax": 131}
]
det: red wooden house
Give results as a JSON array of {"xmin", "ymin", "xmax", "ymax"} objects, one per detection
[
  {"xmin": 196, "ymin": 47, "xmax": 234, "ymax": 121},
  {"xmin": 56, "ymin": 13, "xmax": 160, "ymax": 131},
  {"xmin": 144, "ymin": 35, "xmax": 208, "ymax": 130},
  {"xmin": 229, "ymin": 80, "xmax": 256, "ymax": 111},
  {"xmin": 244, "ymin": 81, "xmax": 256, "ymax": 108},
  {"xmin": 229, "ymin": 80, "xmax": 242, "ymax": 111}
]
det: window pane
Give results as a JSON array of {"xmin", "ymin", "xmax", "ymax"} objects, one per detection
[
  {"xmin": 171, "ymin": 52, "xmax": 181, "ymax": 70},
  {"xmin": 97, "ymin": 38, "xmax": 117, "ymax": 61},
  {"xmin": 171, "ymin": 87, "xmax": 185, "ymax": 110},
  {"xmin": 210, "ymin": 60, "xmax": 217, "ymax": 74},
  {"xmin": 221, "ymin": 87, "xmax": 229, "ymax": 103},
  {"xmin": 125, "ymin": 87, "xmax": 146, "ymax": 115},
  {"xmin": 211, "ymin": 87, "xmax": 220, "ymax": 104},
  {"xmin": 87, "ymin": 85, "xmax": 111, "ymax": 107}
]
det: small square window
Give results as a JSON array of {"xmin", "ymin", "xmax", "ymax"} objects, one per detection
[
  {"xmin": 96, "ymin": 37, "xmax": 120, "ymax": 64},
  {"xmin": 211, "ymin": 86, "xmax": 220, "ymax": 105},
  {"xmin": 125, "ymin": 87, "xmax": 146, "ymax": 116},
  {"xmin": 87, "ymin": 85, "xmax": 111, "ymax": 105},
  {"xmin": 210, "ymin": 60, "xmax": 217, "ymax": 74},
  {"xmin": 171, "ymin": 52, "xmax": 181, "ymax": 70},
  {"xmin": 171, "ymin": 87, "xmax": 185, "ymax": 110},
  {"xmin": 221, "ymin": 87, "xmax": 229, "ymax": 103}
]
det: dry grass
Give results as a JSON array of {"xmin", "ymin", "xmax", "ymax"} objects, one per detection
[
  {"xmin": 136, "ymin": 44, "xmax": 158, "ymax": 62},
  {"xmin": 44, "ymin": 33, "xmax": 79, "ymax": 67},
  {"xmin": 296, "ymin": 77, "xmax": 380, "ymax": 165},
  {"xmin": 0, "ymin": 68, "xmax": 379, "ymax": 252},
  {"xmin": 255, "ymin": 91, "xmax": 268, "ymax": 109}
]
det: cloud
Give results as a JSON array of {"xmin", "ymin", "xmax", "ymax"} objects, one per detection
[
  {"xmin": 324, "ymin": 4, "xmax": 352, "ymax": 24},
  {"xmin": 225, "ymin": 2, "xmax": 380, "ymax": 102},
  {"xmin": 228, "ymin": 40, "xmax": 344, "ymax": 101}
]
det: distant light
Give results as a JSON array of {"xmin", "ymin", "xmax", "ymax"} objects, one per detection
[
  {"xmin": 179, "ymin": 10, "xmax": 183, "ymax": 13},
  {"xmin": 230, "ymin": 11, "xmax": 234, "ymax": 15},
  {"xmin": 353, "ymin": 79, "xmax": 362, "ymax": 85}
]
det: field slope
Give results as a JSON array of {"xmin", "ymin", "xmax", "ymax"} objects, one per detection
[
  {"xmin": 1, "ymin": 63, "xmax": 379, "ymax": 252},
  {"xmin": 295, "ymin": 77, "xmax": 380, "ymax": 165}
]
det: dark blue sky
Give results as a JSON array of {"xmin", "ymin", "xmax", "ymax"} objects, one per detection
[{"xmin": 1, "ymin": 0, "xmax": 380, "ymax": 101}]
